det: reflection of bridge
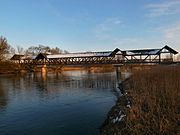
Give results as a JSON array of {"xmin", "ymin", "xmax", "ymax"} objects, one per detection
[{"xmin": 11, "ymin": 45, "xmax": 178, "ymax": 66}]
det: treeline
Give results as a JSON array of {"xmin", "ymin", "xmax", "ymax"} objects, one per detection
[
  {"xmin": 0, "ymin": 36, "xmax": 69, "ymax": 61},
  {"xmin": 16, "ymin": 45, "xmax": 69, "ymax": 56}
]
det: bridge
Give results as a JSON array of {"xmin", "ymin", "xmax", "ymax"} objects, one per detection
[{"xmin": 11, "ymin": 45, "xmax": 178, "ymax": 67}]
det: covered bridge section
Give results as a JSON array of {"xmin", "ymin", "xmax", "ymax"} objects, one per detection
[
  {"xmin": 32, "ymin": 49, "xmax": 120, "ymax": 65},
  {"xmin": 117, "ymin": 45, "xmax": 178, "ymax": 64},
  {"xmin": 10, "ymin": 45, "xmax": 178, "ymax": 65}
]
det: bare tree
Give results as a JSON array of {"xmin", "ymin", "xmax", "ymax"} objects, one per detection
[
  {"xmin": 49, "ymin": 47, "xmax": 63, "ymax": 54},
  {"xmin": 16, "ymin": 45, "xmax": 24, "ymax": 54},
  {"xmin": 0, "ymin": 36, "xmax": 10, "ymax": 61},
  {"xmin": 26, "ymin": 45, "xmax": 66, "ymax": 55},
  {"xmin": 63, "ymin": 50, "xmax": 69, "ymax": 54},
  {"xmin": 9, "ymin": 47, "xmax": 15, "ymax": 54}
]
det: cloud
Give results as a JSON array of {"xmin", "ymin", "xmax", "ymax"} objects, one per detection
[
  {"xmin": 162, "ymin": 23, "xmax": 180, "ymax": 58},
  {"xmin": 146, "ymin": 0, "xmax": 180, "ymax": 17},
  {"xmin": 163, "ymin": 23, "xmax": 180, "ymax": 38},
  {"xmin": 94, "ymin": 17, "xmax": 123, "ymax": 40},
  {"xmin": 112, "ymin": 38, "xmax": 163, "ymax": 50},
  {"xmin": 96, "ymin": 17, "xmax": 122, "ymax": 32},
  {"xmin": 161, "ymin": 22, "xmax": 180, "ymax": 49},
  {"xmin": 43, "ymin": 1, "xmax": 61, "ymax": 18}
]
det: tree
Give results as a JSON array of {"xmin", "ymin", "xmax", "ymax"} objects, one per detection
[
  {"xmin": 16, "ymin": 45, "xmax": 24, "ymax": 54},
  {"xmin": 26, "ymin": 45, "xmax": 66, "ymax": 55},
  {"xmin": 63, "ymin": 50, "xmax": 69, "ymax": 54},
  {"xmin": 9, "ymin": 47, "xmax": 15, "ymax": 54},
  {"xmin": 26, "ymin": 45, "xmax": 50, "ymax": 55},
  {"xmin": 0, "ymin": 36, "xmax": 10, "ymax": 61},
  {"xmin": 49, "ymin": 47, "xmax": 63, "ymax": 54}
]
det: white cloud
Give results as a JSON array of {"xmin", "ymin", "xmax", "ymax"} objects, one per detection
[
  {"xmin": 95, "ymin": 18, "xmax": 122, "ymax": 32},
  {"xmin": 43, "ymin": 1, "xmax": 61, "ymax": 17},
  {"xmin": 112, "ymin": 38, "xmax": 163, "ymax": 50},
  {"xmin": 163, "ymin": 23, "xmax": 180, "ymax": 38},
  {"xmin": 146, "ymin": 0, "xmax": 180, "ymax": 17},
  {"xmin": 161, "ymin": 22, "xmax": 180, "ymax": 50},
  {"xmin": 94, "ymin": 17, "xmax": 123, "ymax": 40}
]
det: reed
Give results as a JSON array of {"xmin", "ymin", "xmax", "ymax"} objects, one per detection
[{"xmin": 126, "ymin": 66, "xmax": 180, "ymax": 135}]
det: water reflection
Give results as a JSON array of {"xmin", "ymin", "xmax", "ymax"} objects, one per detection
[
  {"xmin": 32, "ymin": 71, "xmax": 117, "ymax": 92},
  {"xmin": 0, "ymin": 71, "xmax": 120, "ymax": 135},
  {"xmin": 0, "ymin": 71, "xmax": 122, "ymax": 110},
  {"xmin": 0, "ymin": 81, "xmax": 8, "ymax": 110}
]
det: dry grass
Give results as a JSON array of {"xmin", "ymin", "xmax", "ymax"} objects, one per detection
[{"xmin": 126, "ymin": 66, "xmax": 180, "ymax": 135}]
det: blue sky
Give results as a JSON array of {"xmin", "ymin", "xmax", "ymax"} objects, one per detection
[{"xmin": 0, "ymin": 0, "xmax": 180, "ymax": 52}]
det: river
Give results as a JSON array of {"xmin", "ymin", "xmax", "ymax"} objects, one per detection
[{"xmin": 0, "ymin": 71, "xmax": 120, "ymax": 135}]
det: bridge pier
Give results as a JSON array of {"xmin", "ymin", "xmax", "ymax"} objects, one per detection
[
  {"xmin": 41, "ymin": 65, "xmax": 47, "ymax": 81},
  {"xmin": 115, "ymin": 65, "xmax": 126, "ymax": 95},
  {"xmin": 115, "ymin": 66, "xmax": 123, "ymax": 83},
  {"xmin": 41, "ymin": 64, "xmax": 47, "ymax": 73}
]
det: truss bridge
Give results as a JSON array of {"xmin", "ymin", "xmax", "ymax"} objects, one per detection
[{"xmin": 11, "ymin": 45, "xmax": 178, "ymax": 67}]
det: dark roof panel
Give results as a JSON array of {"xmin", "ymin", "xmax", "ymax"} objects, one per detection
[
  {"xmin": 109, "ymin": 48, "xmax": 121, "ymax": 56},
  {"xmin": 122, "ymin": 45, "xmax": 178, "ymax": 55},
  {"xmin": 162, "ymin": 45, "xmax": 178, "ymax": 54},
  {"xmin": 35, "ymin": 53, "xmax": 47, "ymax": 60},
  {"xmin": 10, "ymin": 54, "xmax": 24, "ymax": 60}
]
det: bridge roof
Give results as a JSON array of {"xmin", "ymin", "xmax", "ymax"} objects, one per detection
[
  {"xmin": 35, "ymin": 49, "xmax": 120, "ymax": 60},
  {"xmin": 11, "ymin": 54, "xmax": 36, "ymax": 60},
  {"xmin": 161, "ymin": 45, "xmax": 178, "ymax": 54},
  {"xmin": 123, "ymin": 45, "xmax": 178, "ymax": 55},
  {"xmin": 47, "ymin": 52, "xmax": 112, "ymax": 59},
  {"xmin": 124, "ymin": 49, "xmax": 160, "ymax": 55}
]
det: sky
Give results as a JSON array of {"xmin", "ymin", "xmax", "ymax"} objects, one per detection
[{"xmin": 0, "ymin": 0, "xmax": 180, "ymax": 52}]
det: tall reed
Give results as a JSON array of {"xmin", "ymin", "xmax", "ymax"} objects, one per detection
[{"xmin": 126, "ymin": 66, "xmax": 180, "ymax": 135}]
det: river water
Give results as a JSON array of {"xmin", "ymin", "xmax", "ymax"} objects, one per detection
[{"xmin": 0, "ymin": 71, "xmax": 120, "ymax": 135}]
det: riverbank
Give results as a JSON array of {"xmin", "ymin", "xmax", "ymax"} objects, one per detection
[
  {"xmin": 35, "ymin": 65, "xmax": 115, "ymax": 73},
  {"xmin": 0, "ymin": 62, "xmax": 115, "ymax": 74},
  {"xmin": 101, "ymin": 65, "xmax": 180, "ymax": 135},
  {"xmin": 0, "ymin": 61, "xmax": 19, "ymax": 74}
]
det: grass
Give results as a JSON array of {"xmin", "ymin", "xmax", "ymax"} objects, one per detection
[{"xmin": 126, "ymin": 66, "xmax": 180, "ymax": 135}]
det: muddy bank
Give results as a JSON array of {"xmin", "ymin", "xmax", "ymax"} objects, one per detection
[{"xmin": 100, "ymin": 78, "xmax": 131, "ymax": 135}]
